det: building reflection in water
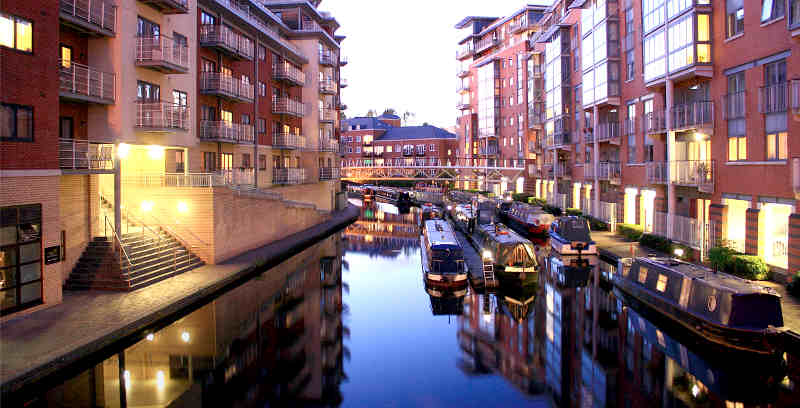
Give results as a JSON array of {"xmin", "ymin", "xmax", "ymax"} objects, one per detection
[
  {"xmin": 343, "ymin": 200, "xmax": 420, "ymax": 259},
  {"xmin": 38, "ymin": 235, "xmax": 347, "ymax": 408}
]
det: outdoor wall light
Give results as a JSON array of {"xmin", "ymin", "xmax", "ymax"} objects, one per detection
[
  {"xmin": 141, "ymin": 200, "xmax": 154, "ymax": 212},
  {"xmin": 117, "ymin": 143, "xmax": 130, "ymax": 159},
  {"xmin": 674, "ymin": 248, "xmax": 684, "ymax": 258},
  {"xmin": 156, "ymin": 371, "xmax": 166, "ymax": 389},
  {"xmin": 181, "ymin": 331, "xmax": 191, "ymax": 343},
  {"xmin": 694, "ymin": 132, "xmax": 707, "ymax": 141},
  {"xmin": 177, "ymin": 201, "xmax": 189, "ymax": 214},
  {"xmin": 123, "ymin": 370, "xmax": 131, "ymax": 385},
  {"xmin": 482, "ymin": 250, "xmax": 492, "ymax": 259},
  {"xmin": 146, "ymin": 333, "xmax": 154, "ymax": 341}
]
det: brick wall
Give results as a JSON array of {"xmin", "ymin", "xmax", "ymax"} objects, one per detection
[{"xmin": 59, "ymin": 175, "xmax": 91, "ymax": 283}]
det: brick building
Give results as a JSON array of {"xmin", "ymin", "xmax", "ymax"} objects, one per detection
[
  {"xmin": 1, "ymin": 0, "xmax": 346, "ymax": 317},
  {"xmin": 341, "ymin": 114, "xmax": 458, "ymax": 168},
  {"xmin": 456, "ymin": 0, "xmax": 800, "ymax": 275}
]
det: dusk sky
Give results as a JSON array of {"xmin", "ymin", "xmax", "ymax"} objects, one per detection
[{"xmin": 326, "ymin": 0, "xmax": 547, "ymax": 129}]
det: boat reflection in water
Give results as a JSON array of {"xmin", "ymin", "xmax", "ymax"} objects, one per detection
[
  {"xmin": 425, "ymin": 284, "xmax": 467, "ymax": 316},
  {"xmin": 37, "ymin": 236, "xmax": 346, "ymax": 408},
  {"xmin": 343, "ymin": 199, "xmax": 419, "ymax": 259}
]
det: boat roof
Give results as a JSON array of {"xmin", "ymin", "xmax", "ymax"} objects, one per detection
[
  {"xmin": 637, "ymin": 257, "xmax": 778, "ymax": 296},
  {"xmin": 478, "ymin": 224, "xmax": 531, "ymax": 245},
  {"xmin": 425, "ymin": 220, "xmax": 460, "ymax": 247}
]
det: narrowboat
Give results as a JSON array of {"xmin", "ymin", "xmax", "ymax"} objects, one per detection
[
  {"xmin": 506, "ymin": 202, "xmax": 555, "ymax": 236},
  {"xmin": 374, "ymin": 187, "xmax": 412, "ymax": 206},
  {"xmin": 425, "ymin": 285, "xmax": 467, "ymax": 316},
  {"xmin": 474, "ymin": 223, "xmax": 538, "ymax": 280},
  {"xmin": 542, "ymin": 253, "xmax": 593, "ymax": 289},
  {"xmin": 420, "ymin": 219, "xmax": 469, "ymax": 287},
  {"xmin": 548, "ymin": 216, "xmax": 597, "ymax": 255},
  {"xmin": 614, "ymin": 256, "xmax": 784, "ymax": 354},
  {"xmin": 362, "ymin": 185, "xmax": 374, "ymax": 202},
  {"xmin": 420, "ymin": 203, "xmax": 443, "ymax": 225}
]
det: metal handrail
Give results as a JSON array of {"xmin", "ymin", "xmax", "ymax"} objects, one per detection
[
  {"xmin": 103, "ymin": 215, "xmax": 131, "ymax": 268},
  {"xmin": 144, "ymin": 211, "xmax": 208, "ymax": 255},
  {"xmin": 59, "ymin": 0, "xmax": 116, "ymax": 33},
  {"xmin": 58, "ymin": 60, "xmax": 115, "ymax": 102}
]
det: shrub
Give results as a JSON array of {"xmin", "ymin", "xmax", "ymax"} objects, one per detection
[
  {"xmin": 528, "ymin": 197, "xmax": 546, "ymax": 207},
  {"xmin": 708, "ymin": 246, "xmax": 737, "ymax": 271},
  {"xmin": 512, "ymin": 193, "xmax": 533, "ymax": 203},
  {"xmin": 542, "ymin": 204, "xmax": 562, "ymax": 216},
  {"xmin": 616, "ymin": 223, "xmax": 643, "ymax": 241},
  {"xmin": 639, "ymin": 233, "xmax": 672, "ymax": 254},
  {"xmin": 708, "ymin": 246, "xmax": 770, "ymax": 281},
  {"xmin": 566, "ymin": 208, "xmax": 582, "ymax": 216},
  {"xmin": 584, "ymin": 216, "xmax": 608, "ymax": 231},
  {"xmin": 787, "ymin": 272, "xmax": 800, "ymax": 297}
]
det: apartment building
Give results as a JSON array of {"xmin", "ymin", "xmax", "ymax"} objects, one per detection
[
  {"xmin": 341, "ymin": 114, "xmax": 458, "ymax": 169},
  {"xmin": 1, "ymin": 0, "xmax": 345, "ymax": 317},
  {"xmin": 457, "ymin": 0, "xmax": 800, "ymax": 275}
]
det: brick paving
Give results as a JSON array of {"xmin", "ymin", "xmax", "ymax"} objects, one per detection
[{"xmin": 0, "ymin": 205, "xmax": 359, "ymax": 396}]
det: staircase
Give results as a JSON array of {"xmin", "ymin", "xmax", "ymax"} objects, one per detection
[{"xmin": 483, "ymin": 259, "xmax": 497, "ymax": 287}]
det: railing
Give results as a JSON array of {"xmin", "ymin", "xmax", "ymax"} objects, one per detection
[
  {"xmin": 671, "ymin": 160, "xmax": 714, "ymax": 189},
  {"xmin": 199, "ymin": 24, "xmax": 253, "ymax": 59},
  {"xmin": 653, "ymin": 212, "xmax": 704, "ymax": 249},
  {"xmin": 319, "ymin": 167, "xmax": 340, "ymax": 181},
  {"xmin": 672, "ymin": 101, "xmax": 713, "ymax": 129},
  {"xmin": 320, "ymin": 108, "xmax": 336, "ymax": 122},
  {"xmin": 273, "ymin": 168, "xmax": 306, "ymax": 185},
  {"xmin": 792, "ymin": 80, "xmax": 800, "ymax": 115},
  {"xmin": 644, "ymin": 110, "xmax": 667, "ymax": 133},
  {"xmin": 124, "ymin": 173, "xmax": 225, "ymax": 188},
  {"xmin": 58, "ymin": 61, "xmax": 115, "ymax": 103},
  {"xmin": 548, "ymin": 193, "xmax": 568, "ymax": 210},
  {"xmin": 217, "ymin": 168, "xmax": 254, "ymax": 186},
  {"xmin": 589, "ymin": 201, "xmax": 617, "ymax": 229},
  {"xmin": 583, "ymin": 164, "xmax": 595, "ymax": 179},
  {"xmin": 215, "ymin": 0, "xmax": 304, "ymax": 59},
  {"xmin": 598, "ymin": 161, "xmax": 621, "ymax": 180},
  {"xmin": 135, "ymin": 35, "xmax": 189, "ymax": 71},
  {"xmin": 59, "ymin": 138, "xmax": 114, "ymax": 170},
  {"xmin": 457, "ymin": 102, "xmax": 471, "ymax": 110},
  {"xmin": 457, "ymin": 82, "xmax": 470, "ymax": 93},
  {"xmin": 623, "ymin": 118, "xmax": 636, "ymax": 136},
  {"xmin": 475, "ymin": 36, "xmax": 499, "ymax": 53},
  {"xmin": 319, "ymin": 79, "xmax": 337, "ymax": 94},
  {"xmin": 60, "ymin": 0, "xmax": 116, "ymax": 34},
  {"xmin": 319, "ymin": 138, "xmax": 339, "ymax": 152},
  {"xmin": 320, "ymin": 52, "xmax": 336, "ymax": 66},
  {"xmin": 645, "ymin": 161, "xmax": 668, "ymax": 184},
  {"xmin": 199, "ymin": 121, "xmax": 254, "ymax": 143},
  {"xmin": 723, "ymin": 91, "xmax": 746, "ymax": 119},
  {"xmin": 340, "ymin": 78, "xmax": 348, "ymax": 87},
  {"xmin": 554, "ymin": 162, "xmax": 569, "ymax": 178},
  {"xmin": 273, "ymin": 62, "xmax": 305, "ymax": 85},
  {"xmin": 597, "ymin": 121, "xmax": 620, "ymax": 142},
  {"xmin": 273, "ymin": 132, "xmax": 305, "ymax": 149},
  {"xmin": 199, "ymin": 72, "xmax": 254, "ymax": 101},
  {"xmin": 103, "ymin": 215, "xmax": 131, "ymax": 272},
  {"xmin": 548, "ymin": 132, "xmax": 571, "ymax": 147},
  {"xmin": 272, "ymin": 96, "xmax": 306, "ymax": 117},
  {"xmin": 135, "ymin": 101, "xmax": 189, "ymax": 130},
  {"xmin": 759, "ymin": 82, "xmax": 788, "ymax": 114},
  {"xmin": 339, "ymin": 55, "xmax": 348, "ymax": 65},
  {"xmin": 584, "ymin": 131, "xmax": 595, "ymax": 143},
  {"xmin": 457, "ymin": 68, "xmax": 470, "ymax": 77},
  {"xmin": 456, "ymin": 45, "xmax": 474, "ymax": 59}
]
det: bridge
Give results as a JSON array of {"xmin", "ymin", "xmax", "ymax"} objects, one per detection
[{"xmin": 341, "ymin": 157, "xmax": 526, "ymax": 182}]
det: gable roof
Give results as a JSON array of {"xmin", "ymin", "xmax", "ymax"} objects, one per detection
[
  {"xmin": 379, "ymin": 125, "xmax": 457, "ymax": 141},
  {"xmin": 342, "ymin": 117, "xmax": 392, "ymax": 130}
]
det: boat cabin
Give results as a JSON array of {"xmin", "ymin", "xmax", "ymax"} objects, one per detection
[
  {"xmin": 475, "ymin": 224, "xmax": 537, "ymax": 272},
  {"xmin": 423, "ymin": 219, "xmax": 466, "ymax": 275}
]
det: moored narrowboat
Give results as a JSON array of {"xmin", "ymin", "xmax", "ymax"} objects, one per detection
[
  {"xmin": 543, "ymin": 253, "xmax": 594, "ymax": 289},
  {"xmin": 474, "ymin": 223, "xmax": 538, "ymax": 280},
  {"xmin": 506, "ymin": 202, "xmax": 554, "ymax": 236},
  {"xmin": 614, "ymin": 256, "xmax": 784, "ymax": 354},
  {"xmin": 374, "ymin": 187, "xmax": 411, "ymax": 206},
  {"xmin": 420, "ymin": 219, "xmax": 469, "ymax": 287},
  {"xmin": 548, "ymin": 216, "xmax": 597, "ymax": 255}
]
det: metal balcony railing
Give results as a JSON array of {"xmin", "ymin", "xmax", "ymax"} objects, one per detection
[
  {"xmin": 340, "ymin": 78, "xmax": 348, "ymax": 88},
  {"xmin": 199, "ymin": 24, "xmax": 253, "ymax": 60},
  {"xmin": 135, "ymin": 101, "xmax": 189, "ymax": 130},
  {"xmin": 598, "ymin": 161, "xmax": 621, "ymax": 180},
  {"xmin": 646, "ymin": 161, "xmax": 668, "ymax": 184},
  {"xmin": 723, "ymin": 91, "xmax": 746, "ymax": 119},
  {"xmin": 272, "ymin": 97, "xmax": 306, "ymax": 117},
  {"xmin": 319, "ymin": 79, "xmax": 338, "ymax": 94},
  {"xmin": 273, "ymin": 168, "xmax": 306, "ymax": 185},
  {"xmin": 457, "ymin": 68, "xmax": 470, "ymax": 77},
  {"xmin": 644, "ymin": 110, "xmax": 667, "ymax": 133},
  {"xmin": 672, "ymin": 160, "xmax": 714, "ymax": 191},
  {"xmin": 475, "ymin": 37, "xmax": 499, "ymax": 53},
  {"xmin": 653, "ymin": 212, "xmax": 704, "ymax": 249},
  {"xmin": 319, "ymin": 138, "xmax": 339, "ymax": 152},
  {"xmin": 58, "ymin": 61, "xmax": 115, "ymax": 103},
  {"xmin": 199, "ymin": 72, "xmax": 254, "ymax": 102},
  {"xmin": 137, "ymin": 0, "xmax": 188, "ymax": 13},
  {"xmin": 597, "ymin": 121, "xmax": 620, "ymax": 142},
  {"xmin": 199, "ymin": 121, "xmax": 254, "ymax": 144},
  {"xmin": 792, "ymin": 80, "xmax": 800, "ymax": 115},
  {"xmin": 319, "ymin": 167, "xmax": 340, "ymax": 181},
  {"xmin": 457, "ymin": 83, "xmax": 470, "ymax": 93},
  {"xmin": 456, "ymin": 45, "xmax": 474, "ymax": 59},
  {"xmin": 457, "ymin": 102, "xmax": 471, "ymax": 110},
  {"xmin": 272, "ymin": 132, "xmax": 305, "ymax": 149},
  {"xmin": 273, "ymin": 62, "xmax": 305, "ymax": 86},
  {"xmin": 339, "ymin": 55, "xmax": 348, "ymax": 65},
  {"xmin": 59, "ymin": 138, "xmax": 114, "ymax": 171},
  {"xmin": 759, "ymin": 82, "xmax": 788, "ymax": 114},
  {"xmin": 584, "ymin": 131, "xmax": 595, "ymax": 143},
  {"xmin": 623, "ymin": 118, "xmax": 636, "ymax": 136},
  {"xmin": 217, "ymin": 168, "xmax": 254, "ymax": 186},
  {"xmin": 135, "ymin": 35, "xmax": 189, "ymax": 73},
  {"xmin": 672, "ymin": 101, "xmax": 713, "ymax": 129},
  {"xmin": 59, "ymin": 0, "xmax": 116, "ymax": 35},
  {"xmin": 320, "ymin": 52, "xmax": 336, "ymax": 66},
  {"xmin": 554, "ymin": 162, "xmax": 569, "ymax": 178},
  {"xmin": 583, "ymin": 164, "xmax": 595, "ymax": 179}
]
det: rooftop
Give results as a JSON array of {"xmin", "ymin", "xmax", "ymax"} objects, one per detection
[{"xmin": 342, "ymin": 117, "xmax": 457, "ymax": 141}]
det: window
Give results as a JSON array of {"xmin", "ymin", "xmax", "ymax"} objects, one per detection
[
  {"xmin": 1, "ymin": 204, "xmax": 43, "ymax": 315},
  {"xmin": 241, "ymin": 114, "xmax": 250, "ymax": 125},
  {"xmin": 727, "ymin": 1, "xmax": 744, "ymax": 38},
  {"xmin": 221, "ymin": 109, "xmax": 232, "ymax": 123},
  {"xmin": 220, "ymin": 153, "xmax": 233, "ymax": 170},
  {"xmin": 201, "ymin": 11, "xmax": 216, "ymax": 25},
  {"xmin": 242, "ymin": 153, "xmax": 251, "ymax": 168},
  {"xmin": 627, "ymin": 103, "xmax": 637, "ymax": 163},
  {"xmin": 259, "ymin": 155, "xmax": 266, "ymax": 170},
  {"xmin": 727, "ymin": 73, "xmax": 746, "ymax": 161},
  {"xmin": 60, "ymin": 45, "xmax": 72, "ymax": 67},
  {"xmin": 767, "ymin": 132, "xmax": 788, "ymax": 160},
  {"xmin": 429, "ymin": 144, "xmax": 435, "ymax": 152},
  {"xmin": 761, "ymin": 0, "xmax": 785, "ymax": 22},
  {"xmin": 258, "ymin": 45, "xmax": 266, "ymax": 60},
  {"xmin": 173, "ymin": 32, "xmax": 187, "ymax": 47},
  {"xmin": 642, "ymin": 0, "xmax": 666, "ymax": 33},
  {"xmin": 201, "ymin": 59, "xmax": 216, "ymax": 73},
  {"xmin": 172, "ymin": 90, "xmax": 187, "ymax": 107},
  {"xmin": 174, "ymin": 150, "xmax": 184, "ymax": 173},
  {"xmin": 201, "ymin": 105, "xmax": 216, "ymax": 121},
  {"xmin": 626, "ymin": 49, "xmax": 635, "ymax": 80},
  {"xmin": 203, "ymin": 152, "xmax": 216, "ymax": 172},
  {"xmin": 386, "ymin": 146, "xmax": 393, "ymax": 153},
  {"xmin": 257, "ymin": 118, "xmax": 266, "ymax": 133},
  {"xmin": 792, "ymin": 0, "xmax": 800, "ymax": 27},
  {"xmin": 1, "ymin": 104, "xmax": 33, "ymax": 142},
  {"xmin": 656, "ymin": 274, "xmax": 668, "ymax": 292},
  {"xmin": 643, "ymin": 30, "xmax": 666, "ymax": 81},
  {"xmin": 137, "ymin": 16, "xmax": 160, "ymax": 37},
  {"xmin": 0, "ymin": 13, "xmax": 32, "ymax": 52},
  {"xmin": 257, "ymin": 81, "xmax": 265, "ymax": 97},
  {"xmin": 137, "ymin": 81, "xmax": 160, "ymax": 101}
]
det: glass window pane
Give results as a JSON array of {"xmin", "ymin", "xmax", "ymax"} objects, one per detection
[
  {"xmin": 767, "ymin": 133, "xmax": 777, "ymax": 159},
  {"xmin": 779, "ymin": 132, "xmax": 788, "ymax": 159},
  {"xmin": 0, "ymin": 267, "xmax": 16, "ymax": 289},
  {"xmin": 18, "ymin": 223, "xmax": 39, "ymax": 243},
  {"xmin": 19, "ymin": 242, "xmax": 39, "ymax": 263},
  {"xmin": 1, "ymin": 289, "xmax": 18, "ymax": 311},
  {"xmin": 20, "ymin": 262, "xmax": 40, "ymax": 283},
  {"xmin": 697, "ymin": 44, "xmax": 711, "ymax": 63},
  {"xmin": 728, "ymin": 138, "xmax": 736, "ymax": 161},
  {"xmin": 16, "ymin": 107, "xmax": 32, "ymax": 140},
  {"xmin": 738, "ymin": 137, "xmax": 747, "ymax": 160},
  {"xmin": 697, "ymin": 14, "xmax": 709, "ymax": 41},
  {"xmin": 14, "ymin": 18, "xmax": 32, "ymax": 52},
  {"xmin": 0, "ymin": 247, "xmax": 17, "ymax": 268},
  {"xmin": 20, "ymin": 281, "xmax": 41, "ymax": 304},
  {"xmin": 0, "ymin": 14, "xmax": 13, "ymax": 48},
  {"xmin": 0, "ymin": 226, "xmax": 16, "ymax": 246}
]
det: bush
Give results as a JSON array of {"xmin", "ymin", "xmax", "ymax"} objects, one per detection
[
  {"xmin": 528, "ymin": 197, "xmax": 546, "ymax": 206},
  {"xmin": 566, "ymin": 208, "xmax": 582, "ymax": 216},
  {"xmin": 616, "ymin": 223, "xmax": 643, "ymax": 241},
  {"xmin": 708, "ymin": 246, "xmax": 737, "ymax": 271},
  {"xmin": 542, "ymin": 204, "xmax": 562, "ymax": 216},
  {"xmin": 512, "ymin": 193, "xmax": 533, "ymax": 203},
  {"xmin": 584, "ymin": 216, "xmax": 609, "ymax": 231},
  {"xmin": 708, "ymin": 246, "xmax": 770, "ymax": 281},
  {"xmin": 639, "ymin": 233, "xmax": 672, "ymax": 254},
  {"xmin": 787, "ymin": 272, "xmax": 800, "ymax": 297}
]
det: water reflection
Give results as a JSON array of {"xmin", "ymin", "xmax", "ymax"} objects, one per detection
[{"xmin": 343, "ymin": 200, "xmax": 419, "ymax": 259}]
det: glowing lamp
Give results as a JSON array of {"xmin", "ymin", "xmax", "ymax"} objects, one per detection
[
  {"xmin": 674, "ymin": 248, "xmax": 684, "ymax": 258},
  {"xmin": 146, "ymin": 333, "xmax": 154, "ymax": 341},
  {"xmin": 117, "ymin": 143, "xmax": 130, "ymax": 159},
  {"xmin": 141, "ymin": 200, "xmax": 154, "ymax": 212},
  {"xmin": 177, "ymin": 201, "xmax": 189, "ymax": 214},
  {"xmin": 147, "ymin": 145, "xmax": 164, "ymax": 159},
  {"xmin": 181, "ymin": 331, "xmax": 190, "ymax": 343}
]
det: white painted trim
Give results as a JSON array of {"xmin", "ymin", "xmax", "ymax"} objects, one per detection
[
  {"xmin": 725, "ymin": 160, "xmax": 787, "ymax": 166},
  {"xmin": 625, "ymin": 163, "xmax": 646, "ymax": 167},
  {"xmin": 760, "ymin": 16, "xmax": 784, "ymax": 28},
  {"xmin": 0, "ymin": 170, "xmax": 62, "ymax": 177}
]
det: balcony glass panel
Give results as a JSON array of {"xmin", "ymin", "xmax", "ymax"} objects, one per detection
[
  {"xmin": 643, "ymin": 30, "xmax": 666, "ymax": 81},
  {"xmin": 643, "ymin": 0, "xmax": 666, "ymax": 33}
]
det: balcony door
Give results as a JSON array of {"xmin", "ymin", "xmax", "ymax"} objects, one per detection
[
  {"xmin": 59, "ymin": 117, "xmax": 73, "ymax": 140},
  {"xmin": 137, "ymin": 16, "xmax": 160, "ymax": 38}
]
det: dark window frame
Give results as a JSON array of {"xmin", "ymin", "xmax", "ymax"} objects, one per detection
[
  {"xmin": 1, "ymin": 204, "xmax": 44, "ymax": 316},
  {"xmin": 0, "ymin": 13, "xmax": 33, "ymax": 54},
  {"xmin": 1, "ymin": 103, "xmax": 34, "ymax": 142}
]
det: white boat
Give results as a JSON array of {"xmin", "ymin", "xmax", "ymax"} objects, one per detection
[{"xmin": 420, "ymin": 219, "xmax": 468, "ymax": 287}]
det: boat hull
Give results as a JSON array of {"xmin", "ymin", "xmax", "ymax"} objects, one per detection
[
  {"xmin": 507, "ymin": 216, "xmax": 549, "ymax": 237},
  {"xmin": 420, "ymin": 235, "xmax": 469, "ymax": 288},
  {"xmin": 548, "ymin": 234, "xmax": 597, "ymax": 255}
]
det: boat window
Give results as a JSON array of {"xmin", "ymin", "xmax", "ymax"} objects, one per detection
[
  {"xmin": 638, "ymin": 266, "xmax": 648, "ymax": 284},
  {"xmin": 656, "ymin": 274, "xmax": 668, "ymax": 292}
]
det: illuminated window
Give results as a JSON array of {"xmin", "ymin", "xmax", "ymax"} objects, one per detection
[
  {"xmin": 656, "ymin": 274, "xmax": 668, "ymax": 292},
  {"xmin": 0, "ymin": 13, "xmax": 32, "ymax": 52},
  {"xmin": 60, "ymin": 45, "xmax": 72, "ymax": 68},
  {"xmin": 638, "ymin": 266, "xmax": 648, "ymax": 284},
  {"xmin": 766, "ymin": 132, "xmax": 788, "ymax": 160}
]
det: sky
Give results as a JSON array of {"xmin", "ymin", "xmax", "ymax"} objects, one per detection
[{"xmin": 325, "ymin": 0, "xmax": 548, "ymax": 129}]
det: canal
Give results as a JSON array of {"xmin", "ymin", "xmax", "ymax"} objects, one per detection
[{"xmin": 23, "ymin": 200, "xmax": 800, "ymax": 407}]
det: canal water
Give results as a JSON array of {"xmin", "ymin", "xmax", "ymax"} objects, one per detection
[{"xmin": 23, "ymin": 200, "xmax": 800, "ymax": 407}]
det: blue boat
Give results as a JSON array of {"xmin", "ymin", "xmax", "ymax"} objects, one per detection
[{"xmin": 548, "ymin": 216, "xmax": 597, "ymax": 255}]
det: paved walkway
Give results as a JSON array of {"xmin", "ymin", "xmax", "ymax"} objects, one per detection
[{"xmin": 0, "ymin": 205, "xmax": 360, "ymax": 396}]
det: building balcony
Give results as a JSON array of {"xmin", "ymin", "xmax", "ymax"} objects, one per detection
[
  {"xmin": 135, "ymin": 36, "xmax": 189, "ymax": 74},
  {"xmin": 415, "ymin": 150, "xmax": 426, "ymax": 156},
  {"xmin": 319, "ymin": 79, "xmax": 338, "ymax": 95},
  {"xmin": 319, "ymin": 167, "xmax": 340, "ymax": 181},
  {"xmin": 199, "ymin": 121, "xmax": 254, "ymax": 144},
  {"xmin": 759, "ymin": 82, "xmax": 788, "ymax": 114},
  {"xmin": 584, "ymin": 131, "xmax": 594, "ymax": 143},
  {"xmin": 546, "ymin": 132, "xmax": 571, "ymax": 149},
  {"xmin": 320, "ymin": 108, "xmax": 336, "ymax": 123},
  {"xmin": 340, "ymin": 78, "xmax": 348, "ymax": 88},
  {"xmin": 339, "ymin": 55, "xmax": 348, "ymax": 66},
  {"xmin": 598, "ymin": 161, "xmax": 621, "ymax": 182},
  {"xmin": 58, "ymin": 138, "xmax": 115, "ymax": 174},
  {"xmin": 319, "ymin": 138, "xmax": 339, "ymax": 152},
  {"xmin": 554, "ymin": 162, "xmax": 570, "ymax": 178},
  {"xmin": 272, "ymin": 97, "xmax": 306, "ymax": 117},
  {"xmin": 672, "ymin": 101, "xmax": 713, "ymax": 131},
  {"xmin": 457, "ymin": 102, "xmax": 471, "ymax": 110},
  {"xmin": 457, "ymin": 83, "xmax": 470, "ymax": 93},
  {"xmin": 59, "ymin": 0, "xmax": 116, "ymax": 37},
  {"xmin": 199, "ymin": 72, "xmax": 254, "ymax": 103},
  {"xmin": 273, "ymin": 168, "xmax": 306, "ymax": 185},
  {"xmin": 646, "ymin": 161, "xmax": 669, "ymax": 184},
  {"xmin": 273, "ymin": 63, "xmax": 305, "ymax": 87},
  {"xmin": 272, "ymin": 132, "xmax": 305, "ymax": 150},
  {"xmin": 793, "ymin": 80, "xmax": 800, "ymax": 116},
  {"xmin": 652, "ymin": 212, "xmax": 704, "ymax": 249},
  {"xmin": 402, "ymin": 149, "xmax": 414, "ymax": 156},
  {"xmin": 528, "ymin": 104, "xmax": 544, "ymax": 128},
  {"xmin": 135, "ymin": 101, "xmax": 189, "ymax": 131},
  {"xmin": 644, "ymin": 110, "xmax": 667, "ymax": 134},
  {"xmin": 509, "ymin": 18, "xmax": 534, "ymax": 34},
  {"xmin": 723, "ymin": 91, "xmax": 746, "ymax": 119},
  {"xmin": 456, "ymin": 45, "xmax": 474, "ymax": 60},
  {"xmin": 475, "ymin": 37, "xmax": 499, "ymax": 54},
  {"xmin": 58, "ymin": 61, "xmax": 115, "ymax": 104},
  {"xmin": 531, "ymin": 64, "xmax": 542, "ymax": 78},
  {"xmin": 199, "ymin": 25, "xmax": 253, "ymax": 61},
  {"xmin": 457, "ymin": 68, "xmax": 470, "ymax": 78},
  {"xmin": 137, "ymin": 0, "xmax": 187, "ymax": 13},
  {"xmin": 320, "ymin": 52, "xmax": 336, "ymax": 67},
  {"xmin": 362, "ymin": 150, "xmax": 373, "ymax": 157},
  {"xmin": 596, "ymin": 121, "xmax": 620, "ymax": 143},
  {"xmin": 672, "ymin": 160, "xmax": 714, "ymax": 192},
  {"xmin": 583, "ymin": 165, "xmax": 595, "ymax": 179}
]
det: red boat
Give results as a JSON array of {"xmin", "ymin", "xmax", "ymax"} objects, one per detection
[{"xmin": 506, "ymin": 202, "xmax": 554, "ymax": 236}]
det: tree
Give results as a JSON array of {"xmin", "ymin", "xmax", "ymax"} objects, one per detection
[
  {"xmin": 422, "ymin": 122, "xmax": 430, "ymax": 126},
  {"xmin": 366, "ymin": 109, "xmax": 376, "ymax": 117},
  {"xmin": 383, "ymin": 108, "xmax": 397, "ymax": 116},
  {"xmin": 402, "ymin": 110, "xmax": 415, "ymax": 126}
]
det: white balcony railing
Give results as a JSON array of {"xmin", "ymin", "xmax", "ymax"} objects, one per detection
[
  {"xmin": 723, "ymin": 91, "xmax": 746, "ymax": 119},
  {"xmin": 135, "ymin": 101, "xmax": 189, "ymax": 130},
  {"xmin": 653, "ymin": 211, "xmax": 704, "ymax": 249},
  {"xmin": 319, "ymin": 79, "xmax": 337, "ymax": 94},
  {"xmin": 598, "ymin": 161, "xmax": 621, "ymax": 180},
  {"xmin": 475, "ymin": 36, "xmax": 499, "ymax": 53},
  {"xmin": 272, "ymin": 97, "xmax": 306, "ymax": 117},
  {"xmin": 644, "ymin": 110, "xmax": 667, "ymax": 133},
  {"xmin": 273, "ymin": 132, "xmax": 305, "ymax": 149},
  {"xmin": 596, "ymin": 121, "xmax": 620, "ymax": 142},
  {"xmin": 199, "ymin": 24, "xmax": 253, "ymax": 59},
  {"xmin": 273, "ymin": 62, "xmax": 305, "ymax": 86},
  {"xmin": 320, "ymin": 52, "xmax": 336, "ymax": 66},
  {"xmin": 58, "ymin": 61, "xmax": 115, "ymax": 103},
  {"xmin": 199, "ymin": 72, "xmax": 254, "ymax": 101},
  {"xmin": 199, "ymin": 121, "xmax": 254, "ymax": 144},
  {"xmin": 646, "ymin": 161, "xmax": 669, "ymax": 184},
  {"xmin": 672, "ymin": 160, "xmax": 714, "ymax": 190},
  {"xmin": 217, "ymin": 168, "xmax": 254, "ymax": 186},
  {"xmin": 759, "ymin": 82, "xmax": 788, "ymax": 114},
  {"xmin": 319, "ymin": 167, "xmax": 340, "ymax": 181},
  {"xmin": 60, "ymin": 0, "xmax": 116, "ymax": 34},
  {"xmin": 554, "ymin": 162, "xmax": 569, "ymax": 178},
  {"xmin": 135, "ymin": 36, "xmax": 189, "ymax": 71},
  {"xmin": 320, "ymin": 108, "xmax": 336, "ymax": 122},
  {"xmin": 672, "ymin": 101, "xmax": 713, "ymax": 129},
  {"xmin": 273, "ymin": 168, "xmax": 306, "ymax": 185},
  {"xmin": 59, "ymin": 138, "xmax": 114, "ymax": 171},
  {"xmin": 318, "ymin": 138, "xmax": 339, "ymax": 152}
]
